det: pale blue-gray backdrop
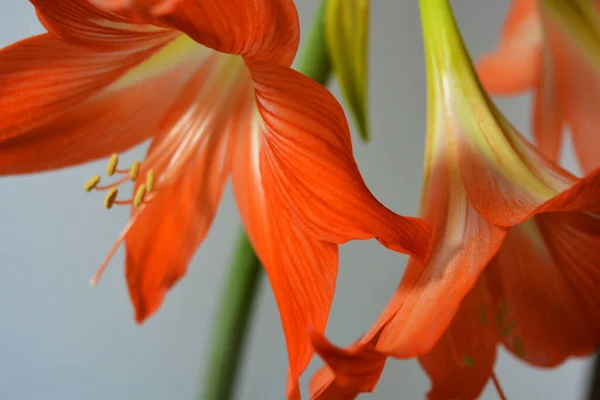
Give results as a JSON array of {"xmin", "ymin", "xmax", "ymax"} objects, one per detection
[{"xmin": 0, "ymin": 1, "xmax": 592, "ymax": 399}]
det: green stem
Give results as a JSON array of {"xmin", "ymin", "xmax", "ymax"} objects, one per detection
[{"xmin": 199, "ymin": 2, "xmax": 332, "ymax": 400}]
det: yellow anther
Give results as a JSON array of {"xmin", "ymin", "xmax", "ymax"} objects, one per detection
[
  {"xmin": 107, "ymin": 154, "xmax": 119, "ymax": 176},
  {"xmin": 134, "ymin": 184, "xmax": 147, "ymax": 207},
  {"xmin": 146, "ymin": 169, "xmax": 155, "ymax": 192},
  {"xmin": 512, "ymin": 336, "xmax": 525, "ymax": 358},
  {"xmin": 104, "ymin": 187, "xmax": 118, "ymax": 209},
  {"xmin": 84, "ymin": 175, "xmax": 101, "ymax": 192},
  {"xmin": 129, "ymin": 161, "xmax": 141, "ymax": 181}
]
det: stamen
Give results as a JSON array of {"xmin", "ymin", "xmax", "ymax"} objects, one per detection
[
  {"xmin": 491, "ymin": 370, "xmax": 507, "ymax": 400},
  {"xmin": 104, "ymin": 187, "xmax": 119, "ymax": 209},
  {"xmin": 134, "ymin": 184, "xmax": 147, "ymax": 207},
  {"xmin": 107, "ymin": 154, "xmax": 119, "ymax": 176},
  {"xmin": 90, "ymin": 215, "xmax": 138, "ymax": 287},
  {"xmin": 129, "ymin": 161, "xmax": 141, "ymax": 181},
  {"xmin": 146, "ymin": 169, "xmax": 156, "ymax": 192},
  {"xmin": 95, "ymin": 175, "xmax": 131, "ymax": 191},
  {"xmin": 84, "ymin": 175, "xmax": 101, "ymax": 192}
]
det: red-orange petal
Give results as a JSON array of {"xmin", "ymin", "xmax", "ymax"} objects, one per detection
[
  {"xmin": 372, "ymin": 153, "xmax": 506, "ymax": 356},
  {"xmin": 501, "ymin": 0, "xmax": 539, "ymax": 39},
  {"xmin": 418, "ymin": 276, "xmax": 498, "ymax": 400},
  {"xmin": 124, "ymin": 58, "xmax": 249, "ymax": 322},
  {"xmin": 310, "ymin": 332, "xmax": 387, "ymax": 399},
  {"xmin": 544, "ymin": 19, "xmax": 600, "ymax": 174},
  {"xmin": 231, "ymin": 108, "xmax": 338, "ymax": 399},
  {"xmin": 89, "ymin": 0, "xmax": 300, "ymax": 66},
  {"xmin": 485, "ymin": 211, "xmax": 600, "ymax": 366},
  {"xmin": 249, "ymin": 62, "xmax": 431, "ymax": 262},
  {"xmin": 476, "ymin": 0, "xmax": 542, "ymax": 95},
  {"xmin": 0, "ymin": 33, "xmax": 178, "ymax": 174},
  {"xmin": 33, "ymin": 0, "xmax": 170, "ymax": 50}
]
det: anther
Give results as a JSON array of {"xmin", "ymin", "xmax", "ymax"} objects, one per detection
[
  {"xmin": 84, "ymin": 175, "xmax": 101, "ymax": 192},
  {"xmin": 107, "ymin": 154, "xmax": 119, "ymax": 176},
  {"xmin": 104, "ymin": 187, "xmax": 119, "ymax": 209},
  {"xmin": 129, "ymin": 161, "xmax": 141, "ymax": 181},
  {"xmin": 146, "ymin": 169, "xmax": 155, "ymax": 192},
  {"xmin": 134, "ymin": 184, "xmax": 147, "ymax": 207}
]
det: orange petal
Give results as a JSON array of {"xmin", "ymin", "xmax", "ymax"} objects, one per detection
[
  {"xmin": 0, "ymin": 33, "xmax": 188, "ymax": 175},
  {"xmin": 485, "ymin": 211, "xmax": 600, "ymax": 366},
  {"xmin": 310, "ymin": 333, "xmax": 386, "ymax": 397},
  {"xmin": 456, "ymin": 111, "xmax": 577, "ymax": 226},
  {"xmin": 124, "ymin": 58, "xmax": 250, "ymax": 322},
  {"xmin": 546, "ymin": 24, "xmax": 600, "ymax": 173},
  {"xmin": 476, "ymin": 0, "xmax": 541, "ymax": 95},
  {"xmin": 532, "ymin": 57, "xmax": 564, "ymax": 163},
  {"xmin": 309, "ymin": 366, "xmax": 361, "ymax": 400},
  {"xmin": 476, "ymin": 32, "xmax": 542, "ymax": 95},
  {"xmin": 418, "ymin": 276, "xmax": 497, "ymax": 400},
  {"xmin": 89, "ymin": 0, "xmax": 300, "ymax": 66},
  {"xmin": 33, "ymin": 0, "xmax": 170, "ymax": 50},
  {"xmin": 309, "ymin": 152, "xmax": 506, "ymax": 398},
  {"xmin": 249, "ymin": 63, "xmax": 431, "ymax": 262},
  {"xmin": 231, "ymin": 106, "xmax": 338, "ymax": 399},
  {"xmin": 373, "ymin": 150, "xmax": 506, "ymax": 356},
  {"xmin": 501, "ymin": 0, "xmax": 539, "ymax": 39},
  {"xmin": 124, "ymin": 131, "xmax": 232, "ymax": 321}
]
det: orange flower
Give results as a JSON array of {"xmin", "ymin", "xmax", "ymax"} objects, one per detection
[
  {"xmin": 477, "ymin": 0, "xmax": 600, "ymax": 173},
  {"xmin": 0, "ymin": 0, "xmax": 432, "ymax": 397},
  {"xmin": 310, "ymin": 0, "xmax": 600, "ymax": 398}
]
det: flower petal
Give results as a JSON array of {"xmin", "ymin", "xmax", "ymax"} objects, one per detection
[
  {"xmin": 124, "ymin": 57, "xmax": 249, "ymax": 322},
  {"xmin": 502, "ymin": 0, "xmax": 539, "ymax": 37},
  {"xmin": 33, "ymin": 0, "xmax": 170, "ymax": 50},
  {"xmin": 249, "ymin": 63, "xmax": 431, "ymax": 262},
  {"xmin": 476, "ymin": 27, "xmax": 542, "ymax": 95},
  {"xmin": 231, "ymin": 111, "xmax": 338, "ymax": 399},
  {"xmin": 476, "ymin": 0, "xmax": 542, "ymax": 95},
  {"xmin": 310, "ymin": 333, "xmax": 386, "ymax": 397},
  {"xmin": 532, "ymin": 47, "xmax": 564, "ymax": 163},
  {"xmin": 418, "ymin": 276, "xmax": 497, "ymax": 400},
  {"xmin": 89, "ymin": 0, "xmax": 300, "ymax": 65},
  {"xmin": 485, "ymin": 211, "xmax": 600, "ymax": 366},
  {"xmin": 311, "ymin": 154, "xmax": 506, "ymax": 398},
  {"xmin": 0, "ymin": 33, "xmax": 182, "ymax": 174},
  {"xmin": 456, "ymin": 123, "xmax": 577, "ymax": 226},
  {"xmin": 545, "ymin": 19, "xmax": 600, "ymax": 174},
  {"xmin": 374, "ymin": 162, "xmax": 506, "ymax": 356}
]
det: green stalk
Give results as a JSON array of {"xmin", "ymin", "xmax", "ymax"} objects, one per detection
[{"xmin": 199, "ymin": 2, "xmax": 332, "ymax": 400}]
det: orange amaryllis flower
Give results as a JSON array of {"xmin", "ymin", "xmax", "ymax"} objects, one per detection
[
  {"xmin": 0, "ymin": 0, "xmax": 432, "ymax": 397},
  {"xmin": 477, "ymin": 0, "xmax": 600, "ymax": 173},
  {"xmin": 309, "ymin": 0, "xmax": 600, "ymax": 398}
]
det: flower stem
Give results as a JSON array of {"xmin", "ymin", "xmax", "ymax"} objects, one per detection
[{"xmin": 199, "ymin": 2, "xmax": 331, "ymax": 400}]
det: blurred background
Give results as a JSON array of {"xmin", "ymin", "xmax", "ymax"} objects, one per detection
[{"xmin": 0, "ymin": 0, "xmax": 593, "ymax": 399}]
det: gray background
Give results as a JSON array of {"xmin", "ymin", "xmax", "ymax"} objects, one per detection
[{"xmin": 0, "ymin": 0, "xmax": 593, "ymax": 399}]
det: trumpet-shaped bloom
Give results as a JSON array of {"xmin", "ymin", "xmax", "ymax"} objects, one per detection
[
  {"xmin": 477, "ymin": 0, "xmax": 600, "ymax": 173},
  {"xmin": 0, "ymin": 0, "xmax": 432, "ymax": 397},
  {"xmin": 309, "ymin": 0, "xmax": 600, "ymax": 398}
]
